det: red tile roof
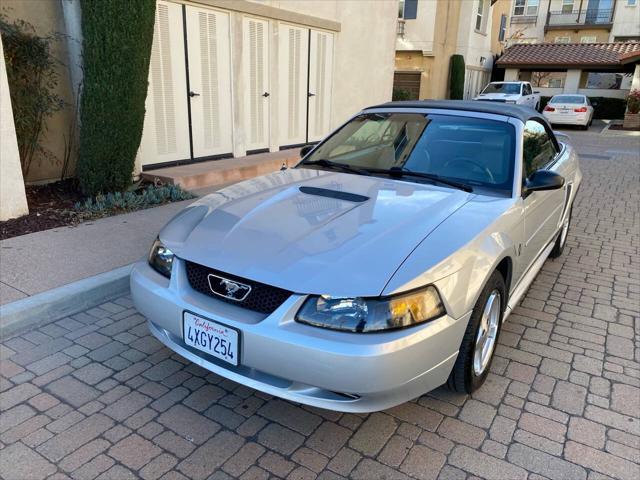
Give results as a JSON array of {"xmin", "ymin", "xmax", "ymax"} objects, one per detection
[{"xmin": 497, "ymin": 42, "xmax": 640, "ymax": 68}]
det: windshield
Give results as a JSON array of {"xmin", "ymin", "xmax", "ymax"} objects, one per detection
[
  {"xmin": 299, "ymin": 113, "xmax": 516, "ymax": 196},
  {"xmin": 482, "ymin": 83, "xmax": 521, "ymax": 95},
  {"xmin": 550, "ymin": 95, "xmax": 586, "ymax": 104}
]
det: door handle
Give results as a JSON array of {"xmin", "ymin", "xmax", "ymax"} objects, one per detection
[
  {"xmin": 189, "ymin": 91, "xmax": 200, "ymax": 98},
  {"xmin": 262, "ymin": 92, "xmax": 270, "ymax": 98},
  {"xmin": 308, "ymin": 92, "xmax": 316, "ymax": 97}
]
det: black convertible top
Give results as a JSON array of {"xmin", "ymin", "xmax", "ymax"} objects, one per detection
[{"xmin": 364, "ymin": 99, "xmax": 548, "ymax": 125}]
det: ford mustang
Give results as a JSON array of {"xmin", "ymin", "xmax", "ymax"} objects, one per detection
[{"xmin": 131, "ymin": 100, "xmax": 581, "ymax": 412}]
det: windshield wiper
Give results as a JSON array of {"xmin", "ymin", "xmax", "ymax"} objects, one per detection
[
  {"xmin": 375, "ymin": 167, "xmax": 474, "ymax": 193},
  {"xmin": 299, "ymin": 159, "xmax": 369, "ymax": 176}
]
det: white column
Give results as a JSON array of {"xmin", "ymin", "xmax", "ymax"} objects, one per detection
[
  {"xmin": 563, "ymin": 69, "xmax": 582, "ymax": 93},
  {"xmin": 631, "ymin": 64, "xmax": 640, "ymax": 92},
  {"xmin": 0, "ymin": 36, "xmax": 29, "ymax": 221},
  {"xmin": 504, "ymin": 68, "xmax": 520, "ymax": 81}
]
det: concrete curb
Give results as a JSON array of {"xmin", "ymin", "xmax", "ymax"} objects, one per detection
[{"xmin": 0, "ymin": 264, "xmax": 132, "ymax": 337}]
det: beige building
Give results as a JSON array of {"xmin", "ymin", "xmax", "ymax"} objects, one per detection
[
  {"xmin": 508, "ymin": 0, "xmax": 640, "ymax": 44},
  {"xmin": 394, "ymin": 0, "xmax": 510, "ymax": 101},
  {"xmin": 1, "ymin": 0, "xmax": 397, "ymax": 183}
]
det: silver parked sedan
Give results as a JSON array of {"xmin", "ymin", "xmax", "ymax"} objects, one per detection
[{"xmin": 131, "ymin": 100, "xmax": 581, "ymax": 412}]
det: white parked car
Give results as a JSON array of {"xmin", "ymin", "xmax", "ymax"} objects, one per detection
[
  {"xmin": 131, "ymin": 100, "xmax": 581, "ymax": 412},
  {"xmin": 474, "ymin": 81, "xmax": 540, "ymax": 110},
  {"xmin": 543, "ymin": 94, "xmax": 594, "ymax": 130}
]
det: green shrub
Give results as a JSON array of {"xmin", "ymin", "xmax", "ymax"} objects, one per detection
[
  {"xmin": 75, "ymin": 184, "xmax": 194, "ymax": 215},
  {"xmin": 449, "ymin": 55, "xmax": 465, "ymax": 100},
  {"xmin": 0, "ymin": 16, "xmax": 64, "ymax": 177},
  {"xmin": 540, "ymin": 95, "xmax": 626, "ymax": 119},
  {"xmin": 392, "ymin": 88, "xmax": 412, "ymax": 101},
  {"xmin": 77, "ymin": 0, "xmax": 156, "ymax": 195}
]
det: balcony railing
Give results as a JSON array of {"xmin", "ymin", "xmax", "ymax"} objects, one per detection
[
  {"xmin": 546, "ymin": 8, "xmax": 614, "ymax": 29},
  {"xmin": 510, "ymin": 15, "xmax": 538, "ymax": 25}
]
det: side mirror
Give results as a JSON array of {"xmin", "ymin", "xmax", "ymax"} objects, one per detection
[
  {"xmin": 523, "ymin": 170, "xmax": 565, "ymax": 195},
  {"xmin": 300, "ymin": 144, "xmax": 314, "ymax": 157},
  {"xmin": 591, "ymin": 100, "xmax": 598, "ymax": 107},
  {"xmin": 533, "ymin": 90, "xmax": 540, "ymax": 94}
]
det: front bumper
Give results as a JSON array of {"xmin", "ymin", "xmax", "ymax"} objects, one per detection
[{"xmin": 131, "ymin": 259, "xmax": 470, "ymax": 412}]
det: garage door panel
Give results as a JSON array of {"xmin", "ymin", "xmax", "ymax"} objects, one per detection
[{"xmin": 308, "ymin": 30, "xmax": 333, "ymax": 143}]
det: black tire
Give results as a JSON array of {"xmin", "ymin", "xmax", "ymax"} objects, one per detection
[
  {"xmin": 447, "ymin": 271, "xmax": 506, "ymax": 394},
  {"xmin": 550, "ymin": 206, "xmax": 572, "ymax": 258}
]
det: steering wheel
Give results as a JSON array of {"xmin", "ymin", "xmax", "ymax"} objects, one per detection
[{"xmin": 442, "ymin": 157, "xmax": 495, "ymax": 183}]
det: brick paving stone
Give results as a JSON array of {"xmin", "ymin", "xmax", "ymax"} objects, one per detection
[
  {"xmin": 437, "ymin": 418, "xmax": 486, "ymax": 448},
  {"xmin": 109, "ymin": 433, "xmax": 162, "ymax": 470},
  {"xmin": 458, "ymin": 399, "xmax": 497, "ymax": 429},
  {"xmin": 568, "ymin": 417, "xmax": 606, "ymax": 449},
  {"xmin": 552, "ymin": 380, "xmax": 587, "ymax": 415},
  {"xmin": 222, "ymin": 442, "xmax": 265, "ymax": 477},
  {"xmin": 0, "ymin": 442, "xmax": 57, "ymax": 479},
  {"xmin": 37, "ymin": 413, "xmax": 113, "ymax": 462},
  {"xmin": 257, "ymin": 422, "xmax": 305, "ymax": 455},
  {"xmin": 292, "ymin": 446, "xmax": 330, "ymax": 473},
  {"xmin": 565, "ymin": 441, "xmax": 639, "ymax": 480},
  {"xmin": 45, "ymin": 376, "xmax": 99, "ymax": 408},
  {"xmin": 378, "ymin": 435, "xmax": 413, "ymax": 467},
  {"xmin": 399, "ymin": 444, "xmax": 446, "ymax": 480},
  {"xmin": 386, "ymin": 402, "xmax": 444, "ymax": 431},
  {"xmin": 507, "ymin": 443, "xmax": 586, "ymax": 480},
  {"xmin": 348, "ymin": 412, "xmax": 398, "ymax": 456},
  {"xmin": 58, "ymin": 439, "xmax": 110, "ymax": 472},
  {"xmin": 157, "ymin": 404, "xmax": 219, "ymax": 444},
  {"xmin": 449, "ymin": 445, "xmax": 527, "ymax": 480},
  {"xmin": 258, "ymin": 399, "xmax": 323, "ymax": 435},
  {"xmin": 306, "ymin": 422, "xmax": 351, "ymax": 457},
  {"xmin": 351, "ymin": 458, "xmax": 412, "ymax": 480},
  {"xmin": 177, "ymin": 431, "xmax": 244, "ymax": 480},
  {"xmin": 610, "ymin": 383, "xmax": 640, "ymax": 417}
]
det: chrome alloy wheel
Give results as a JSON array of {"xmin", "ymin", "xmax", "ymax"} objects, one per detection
[{"xmin": 473, "ymin": 290, "xmax": 501, "ymax": 376}]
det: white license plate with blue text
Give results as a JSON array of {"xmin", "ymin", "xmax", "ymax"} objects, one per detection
[{"xmin": 183, "ymin": 312, "xmax": 239, "ymax": 366}]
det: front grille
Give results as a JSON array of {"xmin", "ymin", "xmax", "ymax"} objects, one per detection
[{"xmin": 185, "ymin": 261, "xmax": 292, "ymax": 314}]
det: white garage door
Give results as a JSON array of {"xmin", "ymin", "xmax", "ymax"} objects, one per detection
[
  {"xmin": 139, "ymin": 0, "xmax": 190, "ymax": 167},
  {"xmin": 185, "ymin": 6, "xmax": 234, "ymax": 159},
  {"xmin": 277, "ymin": 24, "xmax": 309, "ymax": 148},
  {"xmin": 308, "ymin": 30, "xmax": 334, "ymax": 143},
  {"xmin": 243, "ymin": 17, "xmax": 270, "ymax": 153}
]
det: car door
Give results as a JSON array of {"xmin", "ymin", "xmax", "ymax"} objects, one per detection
[
  {"xmin": 522, "ymin": 84, "xmax": 534, "ymax": 107},
  {"xmin": 521, "ymin": 120, "xmax": 565, "ymax": 271}
]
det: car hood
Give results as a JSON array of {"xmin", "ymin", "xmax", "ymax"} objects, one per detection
[{"xmin": 166, "ymin": 168, "xmax": 473, "ymax": 297}]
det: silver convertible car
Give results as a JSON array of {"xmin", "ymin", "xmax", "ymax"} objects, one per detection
[{"xmin": 131, "ymin": 100, "xmax": 581, "ymax": 412}]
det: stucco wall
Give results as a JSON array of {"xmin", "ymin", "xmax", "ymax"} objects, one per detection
[
  {"xmin": 543, "ymin": 28, "xmax": 610, "ymax": 43},
  {"xmin": 611, "ymin": 0, "xmax": 640, "ymax": 40},
  {"xmin": 273, "ymin": 0, "xmax": 396, "ymax": 125},
  {"xmin": 2, "ymin": 0, "xmax": 77, "ymax": 184},
  {"xmin": 0, "ymin": 36, "xmax": 29, "ymax": 220}
]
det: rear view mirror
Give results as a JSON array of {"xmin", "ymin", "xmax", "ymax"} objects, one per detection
[
  {"xmin": 300, "ymin": 144, "xmax": 314, "ymax": 157},
  {"xmin": 534, "ymin": 90, "xmax": 540, "ymax": 94},
  {"xmin": 524, "ymin": 170, "xmax": 565, "ymax": 195}
]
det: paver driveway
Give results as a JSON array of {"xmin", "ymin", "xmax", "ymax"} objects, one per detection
[{"xmin": 1, "ymin": 131, "xmax": 638, "ymax": 480}]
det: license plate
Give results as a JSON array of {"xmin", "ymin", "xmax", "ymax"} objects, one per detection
[
  {"xmin": 559, "ymin": 109, "xmax": 570, "ymax": 113},
  {"xmin": 183, "ymin": 312, "xmax": 239, "ymax": 366}
]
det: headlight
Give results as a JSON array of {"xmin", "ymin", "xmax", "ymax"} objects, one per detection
[
  {"xmin": 295, "ymin": 286, "xmax": 445, "ymax": 333},
  {"xmin": 148, "ymin": 238, "xmax": 174, "ymax": 278}
]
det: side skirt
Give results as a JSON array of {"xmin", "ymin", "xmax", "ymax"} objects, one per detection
[{"xmin": 503, "ymin": 239, "xmax": 556, "ymax": 322}]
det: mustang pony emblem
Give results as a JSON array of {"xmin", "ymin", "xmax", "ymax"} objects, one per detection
[{"xmin": 207, "ymin": 274, "xmax": 252, "ymax": 301}]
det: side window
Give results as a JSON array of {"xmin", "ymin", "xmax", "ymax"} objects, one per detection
[
  {"xmin": 523, "ymin": 84, "xmax": 532, "ymax": 95},
  {"xmin": 523, "ymin": 120, "xmax": 557, "ymax": 178}
]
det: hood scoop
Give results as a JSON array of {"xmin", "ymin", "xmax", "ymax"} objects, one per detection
[{"xmin": 299, "ymin": 186, "xmax": 369, "ymax": 203}]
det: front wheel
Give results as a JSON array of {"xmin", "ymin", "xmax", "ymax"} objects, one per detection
[{"xmin": 447, "ymin": 271, "xmax": 505, "ymax": 393}]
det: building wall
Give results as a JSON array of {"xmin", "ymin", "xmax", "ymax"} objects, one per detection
[
  {"xmin": 543, "ymin": 28, "xmax": 611, "ymax": 43},
  {"xmin": 2, "ymin": 0, "xmax": 77, "ymax": 184},
  {"xmin": 0, "ymin": 36, "xmax": 29, "ymax": 220},
  {"xmin": 395, "ymin": 51, "xmax": 434, "ymax": 99},
  {"xmin": 610, "ymin": 0, "xmax": 640, "ymax": 40},
  {"xmin": 491, "ymin": 0, "xmax": 512, "ymax": 55},
  {"xmin": 396, "ymin": 0, "xmax": 438, "ymax": 53}
]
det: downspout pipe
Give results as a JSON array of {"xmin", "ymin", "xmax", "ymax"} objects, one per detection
[{"xmin": 61, "ymin": 0, "xmax": 83, "ymax": 115}]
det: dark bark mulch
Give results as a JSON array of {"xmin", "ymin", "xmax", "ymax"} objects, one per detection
[{"xmin": 0, "ymin": 179, "xmax": 84, "ymax": 241}]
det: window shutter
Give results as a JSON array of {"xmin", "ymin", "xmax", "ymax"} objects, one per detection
[
  {"xmin": 499, "ymin": 14, "xmax": 506, "ymax": 41},
  {"xmin": 404, "ymin": 0, "xmax": 418, "ymax": 19}
]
